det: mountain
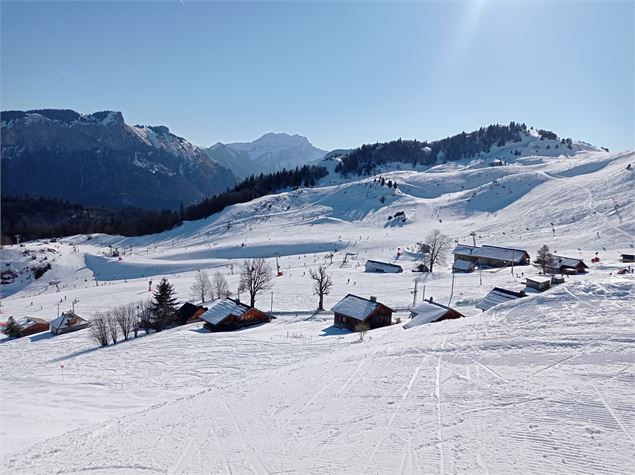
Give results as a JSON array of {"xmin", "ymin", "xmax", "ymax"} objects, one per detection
[
  {"xmin": 206, "ymin": 132, "xmax": 327, "ymax": 178},
  {"xmin": 1, "ymin": 109, "xmax": 237, "ymax": 210}
]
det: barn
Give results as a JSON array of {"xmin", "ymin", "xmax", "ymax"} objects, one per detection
[
  {"xmin": 525, "ymin": 276, "xmax": 552, "ymax": 292},
  {"xmin": 452, "ymin": 244, "xmax": 530, "ymax": 268},
  {"xmin": 201, "ymin": 298, "xmax": 274, "ymax": 332},
  {"xmin": 546, "ymin": 255, "xmax": 588, "ymax": 274},
  {"xmin": 403, "ymin": 299, "xmax": 463, "ymax": 329},
  {"xmin": 331, "ymin": 294, "xmax": 393, "ymax": 332},
  {"xmin": 16, "ymin": 317, "xmax": 50, "ymax": 336},
  {"xmin": 364, "ymin": 260, "xmax": 403, "ymax": 273},
  {"xmin": 175, "ymin": 302, "xmax": 208, "ymax": 325},
  {"xmin": 49, "ymin": 312, "xmax": 91, "ymax": 335},
  {"xmin": 477, "ymin": 287, "xmax": 526, "ymax": 311}
]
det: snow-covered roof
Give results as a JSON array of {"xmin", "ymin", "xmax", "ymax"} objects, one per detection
[
  {"xmin": 365, "ymin": 260, "xmax": 403, "ymax": 271},
  {"xmin": 550, "ymin": 255, "xmax": 587, "ymax": 269},
  {"xmin": 526, "ymin": 276, "xmax": 551, "ymax": 284},
  {"xmin": 404, "ymin": 301, "xmax": 448, "ymax": 328},
  {"xmin": 17, "ymin": 317, "xmax": 48, "ymax": 330},
  {"xmin": 477, "ymin": 287, "xmax": 525, "ymax": 311},
  {"xmin": 331, "ymin": 294, "xmax": 387, "ymax": 320},
  {"xmin": 453, "ymin": 244, "xmax": 529, "ymax": 263},
  {"xmin": 49, "ymin": 312, "xmax": 88, "ymax": 330},
  {"xmin": 201, "ymin": 299, "xmax": 250, "ymax": 325},
  {"xmin": 452, "ymin": 259, "xmax": 475, "ymax": 271}
]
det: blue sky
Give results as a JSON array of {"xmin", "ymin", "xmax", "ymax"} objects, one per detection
[{"xmin": 1, "ymin": 1, "xmax": 633, "ymax": 151}]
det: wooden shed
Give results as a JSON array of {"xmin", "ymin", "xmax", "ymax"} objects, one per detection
[
  {"xmin": 525, "ymin": 276, "xmax": 551, "ymax": 292},
  {"xmin": 364, "ymin": 260, "xmax": 403, "ymax": 273},
  {"xmin": 331, "ymin": 294, "xmax": 393, "ymax": 331},
  {"xmin": 453, "ymin": 244, "xmax": 530, "ymax": 268},
  {"xmin": 17, "ymin": 317, "xmax": 50, "ymax": 337},
  {"xmin": 175, "ymin": 302, "xmax": 208, "ymax": 325},
  {"xmin": 546, "ymin": 255, "xmax": 588, "ymax": 274},
  {"xmin": 49, "ymin": 312, "xmax": 91, "ymax": 335},
  {"xmin": 404, "ymin": 299, "xmax": 463, "ymax": 328},
  {"xmin": 201, "ymin": 298, "xmax": 274, "ymax": 332}
]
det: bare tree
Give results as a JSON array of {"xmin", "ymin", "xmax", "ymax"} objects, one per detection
[
  {"xmin": 355, "ymin": 321, "xmax": 369, "ymax": 341},
  {"xmin": 211, "ymin": 271, "xmax": 230, "ymax": 300},
  {"xmin": 138, "ymin": 300, "xmax": 153, "ymax": 334},
  {"xmin": 90, "ymin": 312, "xmax": 109, "ymax": 347},
  {"xmin": 107, "ymin": 311, "xmax": 119, "ymax": 344},
  {"xmin": 191, "ymin": 270, "xmax": 213, "ymax": 303},
  {"xmin": 114, "ymin": 303, "xmax": 137, "ymax": 340},
  {"xmin": 309, "ymin": 265, "xmax": 333, "ymax": 311},
  {"xmin": 535, "ymin": 244, "xmax": 553, "ymax": 274},
  {"xmin": 239, "ymin": 258, "xmax": 273, "ymax": 307},
  {"xmin": 424, "ymin": 229, "xmax": 451, "ymax": 273}
]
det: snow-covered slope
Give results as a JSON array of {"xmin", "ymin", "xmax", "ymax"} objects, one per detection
[{"xmin": 1, "ymin": 147, "xmax": 633, "ymax": 473}]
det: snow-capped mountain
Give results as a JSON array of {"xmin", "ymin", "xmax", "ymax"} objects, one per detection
[
  {"xmin": 206, "ymin": 132, "xmax": 327, "ymax": 177},
  {"xmin": 1, "ymin": 110, "xmax": 237, "ymax": 210}
]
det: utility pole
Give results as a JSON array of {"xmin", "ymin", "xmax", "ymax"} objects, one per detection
[
  {"xmin": 421, "ymin": 285, "xmax": 426, "ymax": 302},
  {"xmin": 412, "ymin": 280, "xmax": 418, "ymax": 307},
  {"xmin": 270, "ymin": 292, "xmax": 274, "ymax": 313},
  {"xmin": 470, "ymin": 231, "xmax": 477, "ymax": 247},
  {"xmin": 57, "ymin": 303, "xmax": 60, "ymax": 318},
  {"xmin": 448, "ymin": 272, "xmax": 456, "ymax": 307}
]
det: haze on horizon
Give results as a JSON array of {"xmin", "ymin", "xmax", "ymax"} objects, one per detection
[{"xmin": 1, "ymin": 0, "xmax": 633, "ymax": 152}]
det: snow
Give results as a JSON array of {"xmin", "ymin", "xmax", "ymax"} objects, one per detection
[
  {"xmin": 0, "ymin": 147, "xmax": 634, "ymax": 473},
  {"xmin": 453, "ymin": 244, "xmax": 529, "ymax": 263},
  {"xmin": 200, "ymin": 298, "xmax": 249, "ymax": 325},
  {"xmin": 403, "ymin": 301, "xmax": 448, "ymax": 327},
  {"xmin": 476, "ymin": 287, "xmax": 525, "ymax": 311}
]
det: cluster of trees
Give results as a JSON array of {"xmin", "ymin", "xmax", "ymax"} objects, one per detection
[
  {"xmin": 335, "ymin": 122, "xmax": 528, "ymax": 176},
  {"xmin": 190, "ymin": 270, "xmax": 230, "ymax": 303},
  {"xmin": 90, "ymin": 302, "xmax": 152, "ymax": 346}
]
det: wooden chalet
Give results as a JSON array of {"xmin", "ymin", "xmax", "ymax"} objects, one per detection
[
  {"xmin": 452, "ymin": 259, "xmax": 475, "ymax": 273},
  {"xmin": 404, "ymin": 299, "xmax": 463, "ymax": 328},
  {"xmin": 331, "ymin": 294, "xmax": 393, "ymax": 331},
  {"xmin": 49, "ymin": 312, "xmax": 91, "ymax": 335},
  {"xmin": 176, "ymin": 302, "xmax": 208, "ymax": 325},
  {"xmin": 525, "ymin": 276, "xmax": 551, "ymax": 292},
  {"xmin": 546, "ymin": 255, "xmax": 588, "ymax": 275},
  {"xmin": 476, "ymin": 287, "xmax": 526, "ymax": 312},
  {"xmin": 201, "ymin": 298, "xmax": 274, "ymax": 332},
  {"xmin": 16, "ymin": 317, "xmax": 50, "ymax": 337},
  {"xmin": 452, "ymin": 244, "xmax": 530, "ymax": 269},
  {"xmin": 364, "ymin": 260, "xmax": 403, "ymax": 273}
]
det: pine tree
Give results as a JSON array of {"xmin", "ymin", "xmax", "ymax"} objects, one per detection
[
  {"xmin": 2, "ymin": 316, "xmax": 22, "ymax": 338},
  {"xmin": 150, "ymin": 278, "xmax": 178, "ymax": 331},
  {"xmin": 535, "ymin": 245, "xmax": 553, "ymax": 274}
]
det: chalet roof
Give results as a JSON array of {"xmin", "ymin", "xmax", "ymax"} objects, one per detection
[
  {"xmin": 49, "ymin": 312, "xmax": 89, "ymax": 331},
  {"xmin": 331, "ymin": 294, "xmax": 391, "ymax": 320},
  {"xmin": 452, "ymin": 259, "xmax": 475, "ymax": 271},
  {"xmin": 365, "ymin": 260, "xmax": 403, "ymax": 271},
  {"xmin": 404, "ymin": 300, "xmax": 462, "ymax": 328},
  {"xmin": 550, "ymin": 255, "xmax": 587, "ymax": 269},
  {"xmin": 177, "ymin": 302, "xmax": 206, "ymax": 320},
  {"xmin": 526, "ymin": 276, "xmax": 551, "ymax": 284},
  {"xmin": 201, "ymin": 298, "xmax": 250, "ymax": 325},
  {"xmin": 477, "ymin": 287, "xmax": 526, "ymax": 311},
  {"xmin": 453, "ymin": 244, "xmax": 529, "ymax": 263},
  {"xmin": 17, "ymin": 317, "xmax": 48, "ymax": 330}
]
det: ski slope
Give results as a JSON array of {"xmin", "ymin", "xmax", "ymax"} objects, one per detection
[{"xmin": 1, "ymin": 148, "xmax": 634, "ymax": 473}]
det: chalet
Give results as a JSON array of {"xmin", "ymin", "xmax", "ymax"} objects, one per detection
[
  {"xmin": 16, "ymin": 317, "xmax": 49, "ymax": 336},
  {"xmin": 365, "ymin": 260, "xmax": 403, "ymax": 273},
  {"xmin": 452, "ymin": 244, "xmax": 530, "ymax": 269},
  {"xmin": 490, "ymin": 159, "xmax": 505, "ymax": 167},
  {"xmin": 403, "ymin": 299, "xmax": 463, "ymax": 329},
  {"xmin": 49, "ymin": 312, "xmax": 91, "ymax": 335},
  {"xmin": 201, "ymin": 298, "xmax": 274, "ymax": 332},
  {"xmin": 331, "ymin": 294, "xmax": 393, "ymax": 332},
  {"xmin": 525, "ymin": 276, "xmax": 551, "ymax": 292},
  {"xmin": 546, "ymin": 255, "xmax": 588, "ymax": 274},
  {"xmin": 452, "ymin": 259, "xmax": 476, "ymax": 273},
  {"xmin": 620, "ymin": 254, "xmax": 635, "ymax": 263},
  {"xmin": 175, "ymin": 302, "xmax": 208, "ymax": 325},
  {"xmin": 477, "ymin": 287, "xmax": 526, "ymax": 311}
]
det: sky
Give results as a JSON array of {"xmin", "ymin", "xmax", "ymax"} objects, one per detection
[{"xmin": 1, "ymin": 1, "xmax": 633, "ymax": 151}]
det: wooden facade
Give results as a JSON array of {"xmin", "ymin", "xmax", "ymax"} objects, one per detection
[
  {"xmin": 176, "ymin": 303, "xmax": 208, "ymax": 325},
  {"xmin": 202, "ymin": 299, "xmax": 274, "ymax": 332},
  {"xmin": 332, "ymin": 295, "xmax": 393, "ymax": 332},
  {"xmin": 18, "ymin": 317, "xmax": 50, "ymax": 336}
]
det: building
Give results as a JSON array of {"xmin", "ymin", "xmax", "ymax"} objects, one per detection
[
  {"xmin": 620, "ymin": 254, "xmax": 635, "ymax": 263},
  {"xmin": 364, "ymin": 260, "xmax": 403, "ymax": 273},
  {"xmin": 201, "ymin": 298, "xmax": 274, "ymax": 332},
  {"xmin": 452, "ymin": 244, "xmax": 530, "ymax": 269},
  {"xmin": 175, "ymin": 302, "xmax": 208, "ymax": 325},
  {"xmin": 331, "ymin": 294, "xmax": 393, "ymax": 332},
  {"xmin": 525, "ymin": 276, "xmax": 552, "ymax": 292},
  {"xmin": 452, "ymin": 259, "xmax": 476, "ymax": 273},
  {"xmin": 476, "ymin": 287, "xmax": 526, "ymax": 311},
  {"xmin": 49, "ymin": 312, "xmax": 91, "ymax": 335},
  {"xmin": 16, "ymin": 317, "xmax": 49, "ymax": 337},
  {"xmin": 403, "ymin": 299, "xmax": 463, "ymax": 329},
  {"xmin": 546, "ymin": 255, "xmax": 588, "ymax": 274}
]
